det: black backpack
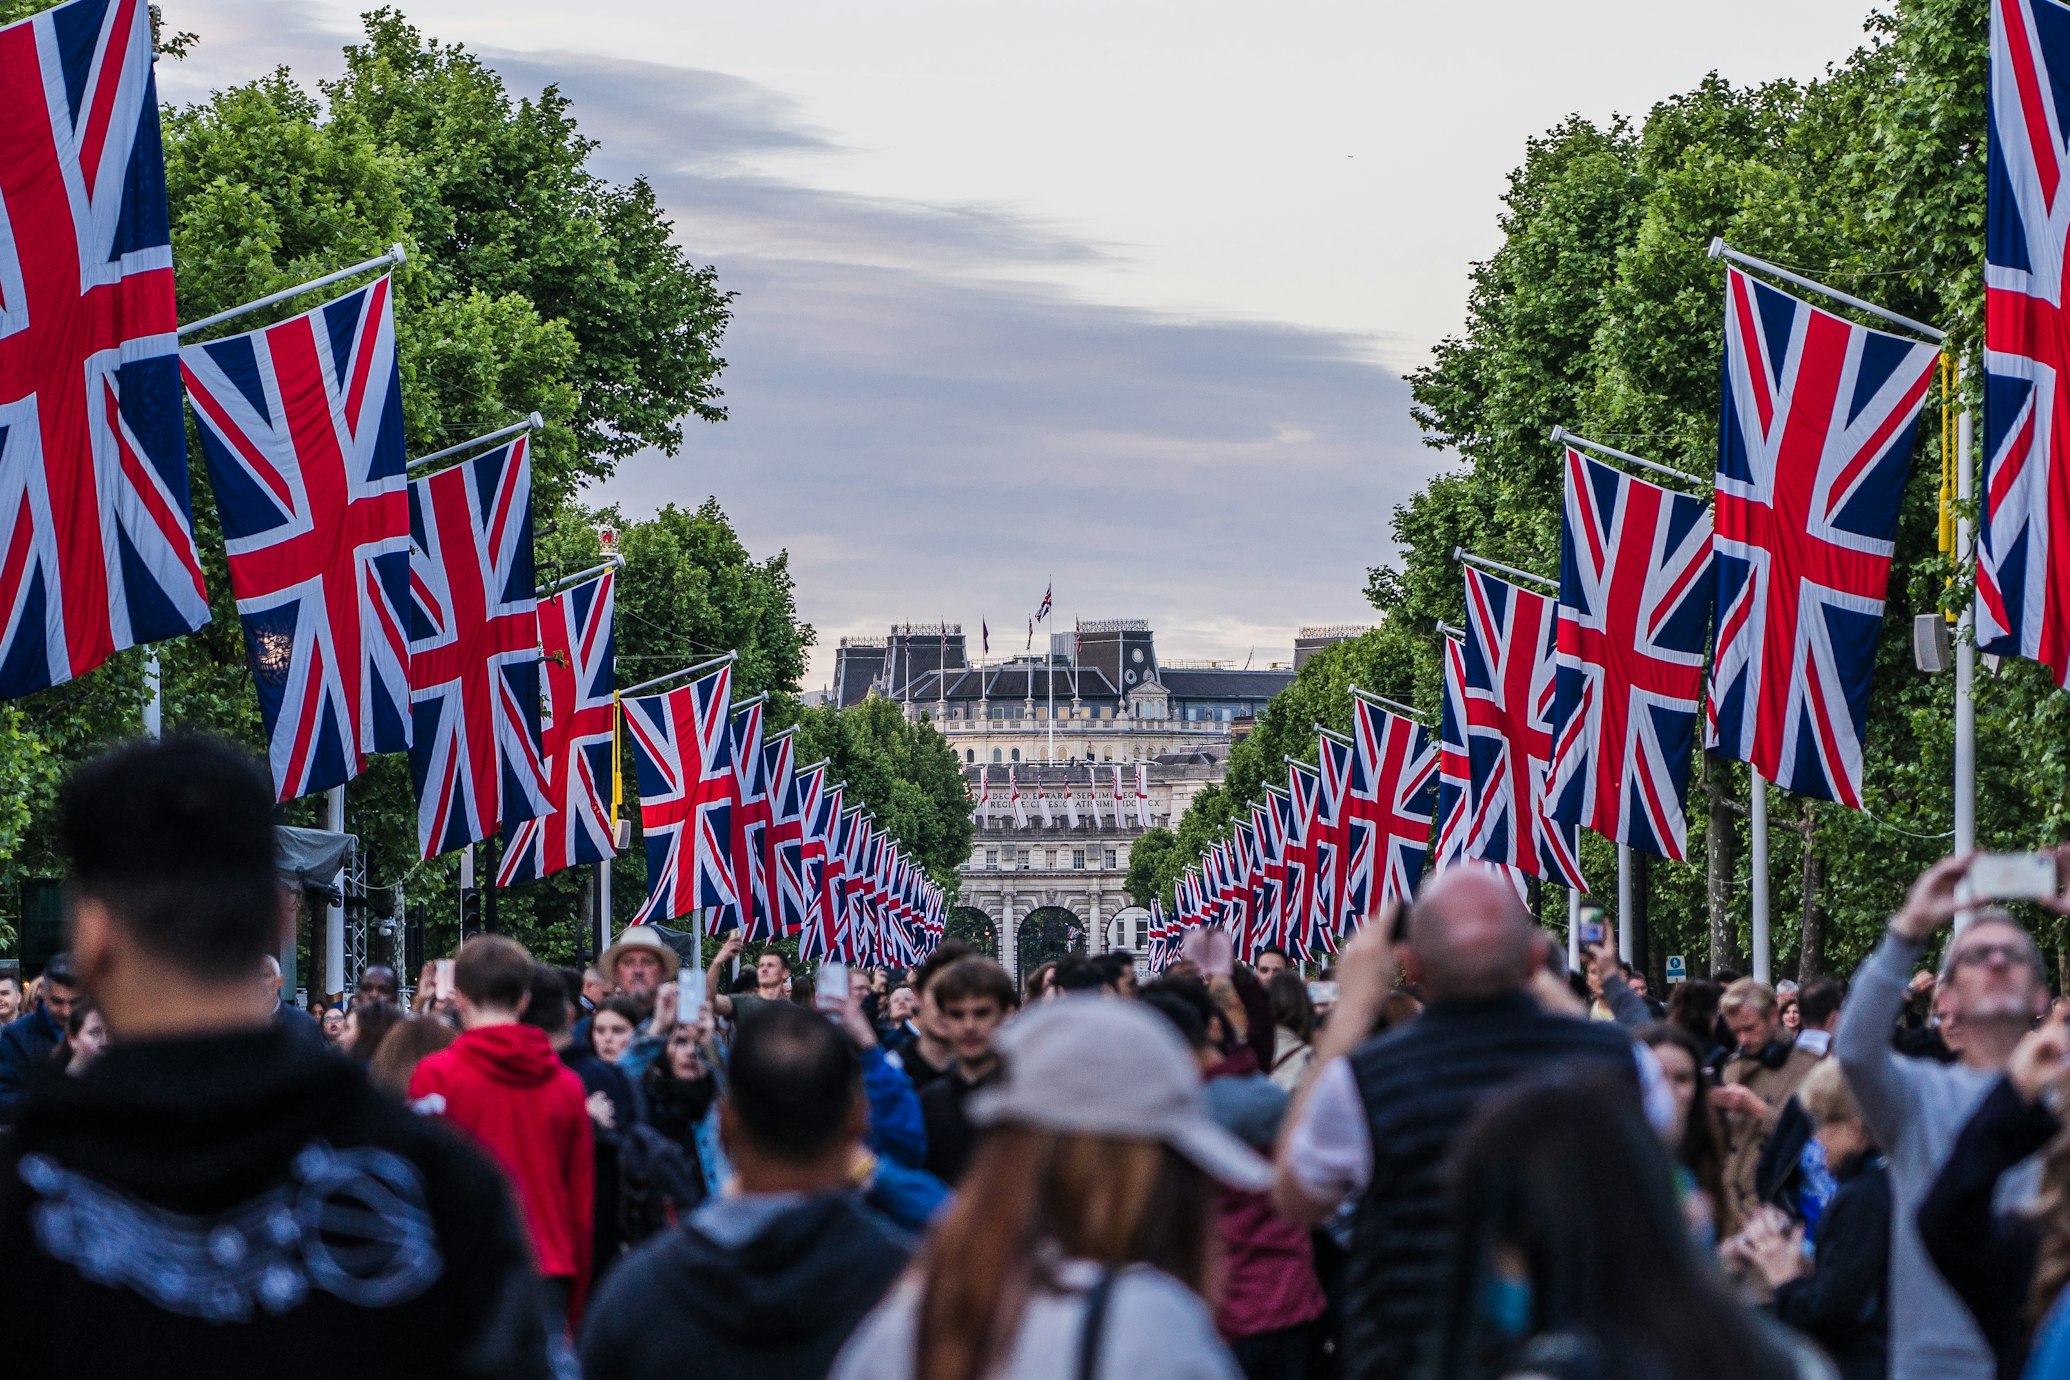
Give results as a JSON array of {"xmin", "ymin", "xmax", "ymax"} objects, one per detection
[{"xmin": 618, "ymin": 1123, "xmax": 707, "ymax": 1245}]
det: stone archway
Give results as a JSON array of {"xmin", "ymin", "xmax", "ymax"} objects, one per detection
[
  {"xmin": 1015, "ymin": 905, "xmax": 1080, "ymax": 976},
  {"xmin": 947, "ymin": 906, "xmax": 999, "ymax": 963}
]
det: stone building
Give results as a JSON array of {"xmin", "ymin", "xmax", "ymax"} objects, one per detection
[{"xmin": 830, "ymin": 620, "xmax": 1299, "ymax": 980}]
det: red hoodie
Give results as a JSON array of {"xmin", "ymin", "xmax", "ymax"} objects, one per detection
[{"xmin": 409, "ymin": 1022, "xmax": 594, "ymax": 1316}]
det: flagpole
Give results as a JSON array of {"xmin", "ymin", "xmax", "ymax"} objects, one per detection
[
  {"xmin": 1750, "ymin": 769, "xmax": 1771, "ymax": 984},
  {"xmin": 1046, "ymin": 579, "xmax": 1055, "ymax": 765},
  {"xmin": 1453, "ymin": 547, "xmax": 1558, "ymax": 591},
  {"xmin": 1567, "ymin": 889, "xmax": 1580, "ymax": 971},
  {"xmin": 597, "ymin": 862, "xmax": 612, "ymax": 956},
  {"xmin": 1955, "ymin": 404, "xmax": 1978, "ymax": 926},
  {"xmin": 623, "ymin": 650, "xmax": 738, "ymax": 697},
  {"xmin": 326, "ymin": 785, "xmax": 347, "ymax": 998},
  {"xmin": 1616, "ymin": 842, "xmax": 1634, "ymax": 964},
  {"xmin": 177, "ymin": 244, "xmax": 408, "ymax": 338},
  {"xmin": 1707, "ymin": 240, "xmax": 1946, "ymax": 342},
  {"xmin": 408, "ymin": 413, "xmax": 545, "ymax": 472},
  {"xmin": 143, "ymin": 651, "xmax": 162, "ymax": 739}
]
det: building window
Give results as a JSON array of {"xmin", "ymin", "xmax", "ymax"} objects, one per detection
[
  {"xmin": 1010, "ymin": 748, "xmax": 1021, "ymax": 762},
  {"xmin": 1073, "ymin": 848, "xmax": 1086, "ymax": 870},
  {"xmin": 1134, "ymin": 917, "xmax": 1148, "ymax": 949},
  {"xmin": 985, "ymin": 848, "xmax": 998, "ymax": 870},
  {"xmin": 1104, "ymin": 848, "xmax": 1118, "ymax": 869},
  {"xmin": 992, "ymin": 748, "xmax": 1002, "ymax": 764},
  {"xmin": 1018, "ymin": 848, "xmax": 1031, "ymax": 870},
  {"xmin": 965, "ymin": 748, "xmax": 974, "ymax": 763}
]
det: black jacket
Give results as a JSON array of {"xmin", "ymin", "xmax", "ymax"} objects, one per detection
[
  {"xmin": 1770, "ymin": 1153, "xmax": 1891, "ymax": 1380},
  {"xmin": 919, "ymin": 1064, "xmax": 999, "ymax": 1186},
  {"xmin": 1917, "ymin": 1075, "xmax": 2059, "ymax": 1380},
  {"xmin": 0, "ymin": 1026, "xmax": 555, "ymax": 1380},
  {"xmin": 0, "ymin": 1004, "xmax": 62, "ymax": 1121},
  {"xmin": 579, "ymin": 1191, "xmax": 911, "ymax": 1380}
]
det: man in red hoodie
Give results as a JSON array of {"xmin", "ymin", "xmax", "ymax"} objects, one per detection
[{"xmin": 409, "ymin": 935, "xmax": 594, "ymax": 1339}]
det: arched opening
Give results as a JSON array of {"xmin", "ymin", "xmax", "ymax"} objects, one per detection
[
  {"xmin": 1016, "ymin": 905, "xmax": 1080, "ymax": 976},
  {"xmin": 992, "ymin": 748, "xmax": 1002, "ymax": 764},
  {"xmin": 1010, "ymin": 747, "xmax": 1021, "ymax": 762},
  {"xmin": 947, "ymin": 906, "xmax": 999, "ymax": 962},
  {"xmin": 965, "ymin": 748, "xmax": 974, "ymax": 763}
]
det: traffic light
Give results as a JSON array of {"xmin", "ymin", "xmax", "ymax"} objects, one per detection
[{"xmin": 458, "ymin": 886, "xmax": 481, "ymax": 936}]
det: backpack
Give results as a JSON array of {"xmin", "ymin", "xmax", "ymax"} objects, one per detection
[{"xmin": 618, "ymin": 1123, "xmax": 707, "ymax": 1246}]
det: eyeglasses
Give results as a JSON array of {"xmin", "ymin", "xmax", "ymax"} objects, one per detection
[{"xmin": 1952, "ymin": 941, "xmax": 2037, "ymax": 970}]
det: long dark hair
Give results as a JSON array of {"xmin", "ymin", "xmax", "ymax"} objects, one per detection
[
  {"xmin": 914, "ymin": 1127, "xmax": 1215, "ymax": 1380},
  {"xmin": 1268, "ymin": 971, "xmax": 1316, "ymax": 1043},
  {"xmin": 1638, "ymin": 1022, "xmax": 1726, "ymax": 1227},
  {"xmin": 1429, "ymin": 1072, "xmax": 1797, "ymax": 1380}
]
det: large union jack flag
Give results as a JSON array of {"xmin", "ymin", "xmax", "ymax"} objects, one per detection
[
  {"xmin": 184, "ymin": 278, "xmax": 411, "ymax": 800},
  {"xmin": 497, "ymin": 569, "xmax": 615, "ymax": 885},
  {"xmin": 1985, "ymin": 0, "xmax": 2070, "ymax": 681},
  {"xmin": 727, "ymin": 697, "xmax": 769, "ymax": 935},
  {"xmin": 1317, "ymin": 732, "xmax": 1358, "ymax": 937},
  {"xmin": 1708, "ymin": 266, "xmax": 1937, "ymax": 808},
  {"xmin": 759, "ymin": 731, "xmax": 809, "ymax": 938},
  {"xmin": 624, "ymin": 664, "xmax": 738, "ymax": 927},
  {"xmin": 1548, "ymin": 447, "xmax": 1713, "ymax": 859},
  {"xmin": 1463, "ymin": 567, "xmax": 1586, "ymax": 888},
  {"xmin": 0, "ymin": 0, "xmax": 205, "ymax": 700},
  {"xmin": 1352, "ymin": 696, "xmax": 1439, "ymax": 913},
  {"xmin": 1433, "ymin": 635, "xmax": 1471, "ymax": 872},
  {"xmin": 408, "ymin": 435, "xmax": 547, "ymax": 857}
]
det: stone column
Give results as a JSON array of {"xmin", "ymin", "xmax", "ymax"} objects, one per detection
[
  {"xmin": 1001, "ymin": 892, "xmax": 1017, "ymax": 985},
  {"xmin": 1089, "ymin": 890, "xmax": 1103, "ymax": 956}
]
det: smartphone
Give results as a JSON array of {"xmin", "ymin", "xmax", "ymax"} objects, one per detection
[
  {"xmin": 1971, "ymin": 851, "xmax": 2060, "ymax": 901},
  {"xmin": 1580, "ymin": 921, "xmax": 1607, "ymax": 947},
  {"xmin": 1307, "ymin": 980, "xmax": 1340, "ymax": 1006},
  {"xmin": 815, "ymin": 961, "xmax": 850, "ymax": 1012},
  {"xmin": 676, "ymin": 969, "xmax": 707, "ymax": 1026},
  {"xmin": 1181, "ymin": 927, "xmax": 1235, "ymax": 980},
  {"xmin": 433, "ymin": 959, "xmax": 454, "ymax": 1003}
]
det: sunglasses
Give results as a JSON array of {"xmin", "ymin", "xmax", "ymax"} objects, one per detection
[{"xmin": 1952, "ymin": 941, "xmax": 2037, "ymax": 971}]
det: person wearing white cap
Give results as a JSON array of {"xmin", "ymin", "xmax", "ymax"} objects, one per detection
[{"xmin": 831, "ymin": 996, "xmax": 1255, "ymax": 1380}]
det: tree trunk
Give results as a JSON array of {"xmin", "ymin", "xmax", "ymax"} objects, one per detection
[
  {"xmin": 1706, "ymin": 753, "xmax": 1737, "ymax": 975},
  {"xmin": 577, "ymin": 880, "xmax": 596, "ymax": 967},
  {"xmin": 1798, "ymin": 799, "xmax": 1826, "ymax": 981}
]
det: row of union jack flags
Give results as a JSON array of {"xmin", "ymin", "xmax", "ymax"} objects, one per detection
[
  {"xmin": 622, "ymin": 661, "xmax": 946, "ymax": 967},
  {"xmin": 1152, "ymin": 232, "xmax": 1947, "ymax": 965},
  {"xmin": 1148, "ymin": 693, "xmax": 1438, "ymax": 967},
  {"xmin": 972, "ymin": 762, "xmax": 1153, "ymax": 829}
]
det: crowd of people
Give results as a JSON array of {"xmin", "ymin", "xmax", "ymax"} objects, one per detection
[{"xmin": 3, "ymin": 734, "xmax": 2070, "ymax": 1380}]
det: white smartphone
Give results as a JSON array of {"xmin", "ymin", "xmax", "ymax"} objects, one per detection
[
  {"xmin": 1970, "ymin": 851, "xmax": 2059, "ymax": 901},
  {"xmin": 1307, "ymin": 980, "xmax": 1340, "ymax": 1006},
  {"xmin": 676, "ymin": 969, "xmax": 707, "ymax": 1026},
  {"xmin": 815, "ymin": 961, "xmax": 850, "ymax": 1012},
  {"xmin": 433, "ymin": 959, "xmax": 455, "ymax": 1002}
]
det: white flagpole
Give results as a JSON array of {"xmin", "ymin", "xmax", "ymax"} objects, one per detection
[
  {"xmin": 326, "ymin": 786, "xmax": 347, "ymax": 998},
  {"xmin": 1955, "ymin": 404, "xmax": 1977, "ymax": 927},
  {"xmin": 1567, "ymin": 889, "xmax": 1580, "ymax": 971},
  {"xmin": 597, "ymin": 862, "xmax": 612, "ymax": 957},
  {"xmin": 178, "ymin": 245, "xmax": 408, "ymax": 338},
  {"xmin": 142, "ymin": 651, "xmax": 162, "ymax": 739},
  {"xmin": 1046, "ymin": 581, "xmax": 1055, "ymax": 764},
  {"xmin": 1750, "ymin": 770, "xmax": 1771, "ymax": 984},
  {"xmin": 1616, "ymin": 842, "xmax": 1634, "ymax": 964},
  {"xmin": 408, "ymin": 413, "xmax": 545, "ymax": 472}
]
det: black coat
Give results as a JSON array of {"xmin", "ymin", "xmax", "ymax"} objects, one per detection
[
  {"xmin": 0, "ymin": 1026, "xmax": 554, "ymax": 1380},
  {"xmin": 578, "ymin": 1192, "xmax": 910, "ymax": 1380},
  {"xmin": 1916, "ymin": 1075, "xmax": 2059, "ymax": 1380},
  {"xmin": 0, "ymin": 1005, "xmax": 62, "ymax": 1122},
  {"xmin": 1770, "ymin": 1153, "xmax": 1891, "ymax": 1380}
]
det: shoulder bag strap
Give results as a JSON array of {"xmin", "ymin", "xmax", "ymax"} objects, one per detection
[{"xmin": 1076, "ymin": 1268, "xmax": 1120, "ymax": 1380}]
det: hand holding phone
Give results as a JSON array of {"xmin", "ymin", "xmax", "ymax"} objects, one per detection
[
  {"xmin": 1579, "ymin": 921, "xmax": 1607, "ymax": 948},
  {"xmin": 433, "ymin": 959, "xmax": 455, "ymax": 1003},
  {"xmin": 1970, "ymin": 851, "xmax": 2061, "ymax": 902},
  {"xmin": 677, "ymin": 970, "xmax": 707, "ymax": 1026},
  {"xmin": 815, "ymin": 961, "xmax": 850, "ymax": 1012}
]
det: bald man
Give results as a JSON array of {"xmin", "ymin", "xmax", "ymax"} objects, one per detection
[{"xmin": 1272, "ymin": 868, "xmax": 1648, "ymax": 1380}]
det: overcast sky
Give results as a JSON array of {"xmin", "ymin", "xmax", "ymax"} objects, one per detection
[{"xmin": 159, "ymin": 0, "xmax": 1877, "ymax": 691}]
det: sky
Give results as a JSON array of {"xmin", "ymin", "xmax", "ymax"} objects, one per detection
[{"xmin": 157, "ymin": 0, "xmax": 1879, "ymax": 692}]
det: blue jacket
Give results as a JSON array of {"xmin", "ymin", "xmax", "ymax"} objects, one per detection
[
  {"xmin": 0, "ymin": 1006, "xmax": 63, "ymax": 1122},
  {"xmin": 861, "ymin": 1045, "xmax": 927, "ymax": 1169}
]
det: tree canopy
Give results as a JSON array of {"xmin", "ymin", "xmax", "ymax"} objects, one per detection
[{"xmin": 1161, "ymin": 0, "xmax": 2067, "ymax": 983}]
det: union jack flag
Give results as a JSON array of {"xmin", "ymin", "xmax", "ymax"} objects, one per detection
[
  {"xmin": 0, "ymin": 0, "xmax": 205, "ymax": 702},
  {"xmin": 1463, "ymin": 567, "xmax": 1586, "ymax": 888},
  {"xmin": 1316, "ymin": 735, "xmax": 1355, "ymax": 938},
  {"xmin": 183, "ymin": 278, "xmax": 410, "ymax": 799},
  {"xmin": 1985, "ymin": 0, "xmax": 2070, "ymax": 682},
  {"xmin": 1352, "ymin": 697, "xmax": 1439, "ymax": 913},
  {"xmin": 728, "ymin": 697, "xmax": 769, "ymax": 934},
  {"xmin": 407, "ymin": 436, "xmax": 547, "ymax": 858},
  {"xmin": 1433, "ymin": 636, "xmax": 1471, "ymax": 872},
  {"xmin": 1548, "ymin": 448, "xmax": 1713, "ymax": 859},
  {"xmin": 1709, "ymin": 266, "xmax": 1937, "ymax": 807},
  {"xmin": 623, "ymin": 664, "xmax": 738, "ymax": 927},
  {"xmin": 497, "ymin": 570, "xmax": 616, "ymax": 885},
  {"xmin": 759, "ymin": 729, "xmax": 807, "ymax": 937},
  {"xmin": 794, "ymin": 762, "xmax": 832, "ymax": 947}
]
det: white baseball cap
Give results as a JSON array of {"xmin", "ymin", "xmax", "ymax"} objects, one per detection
[{"xmin": 967, "ymin": 995, "xmax": 1273, "ymax": 1191}]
